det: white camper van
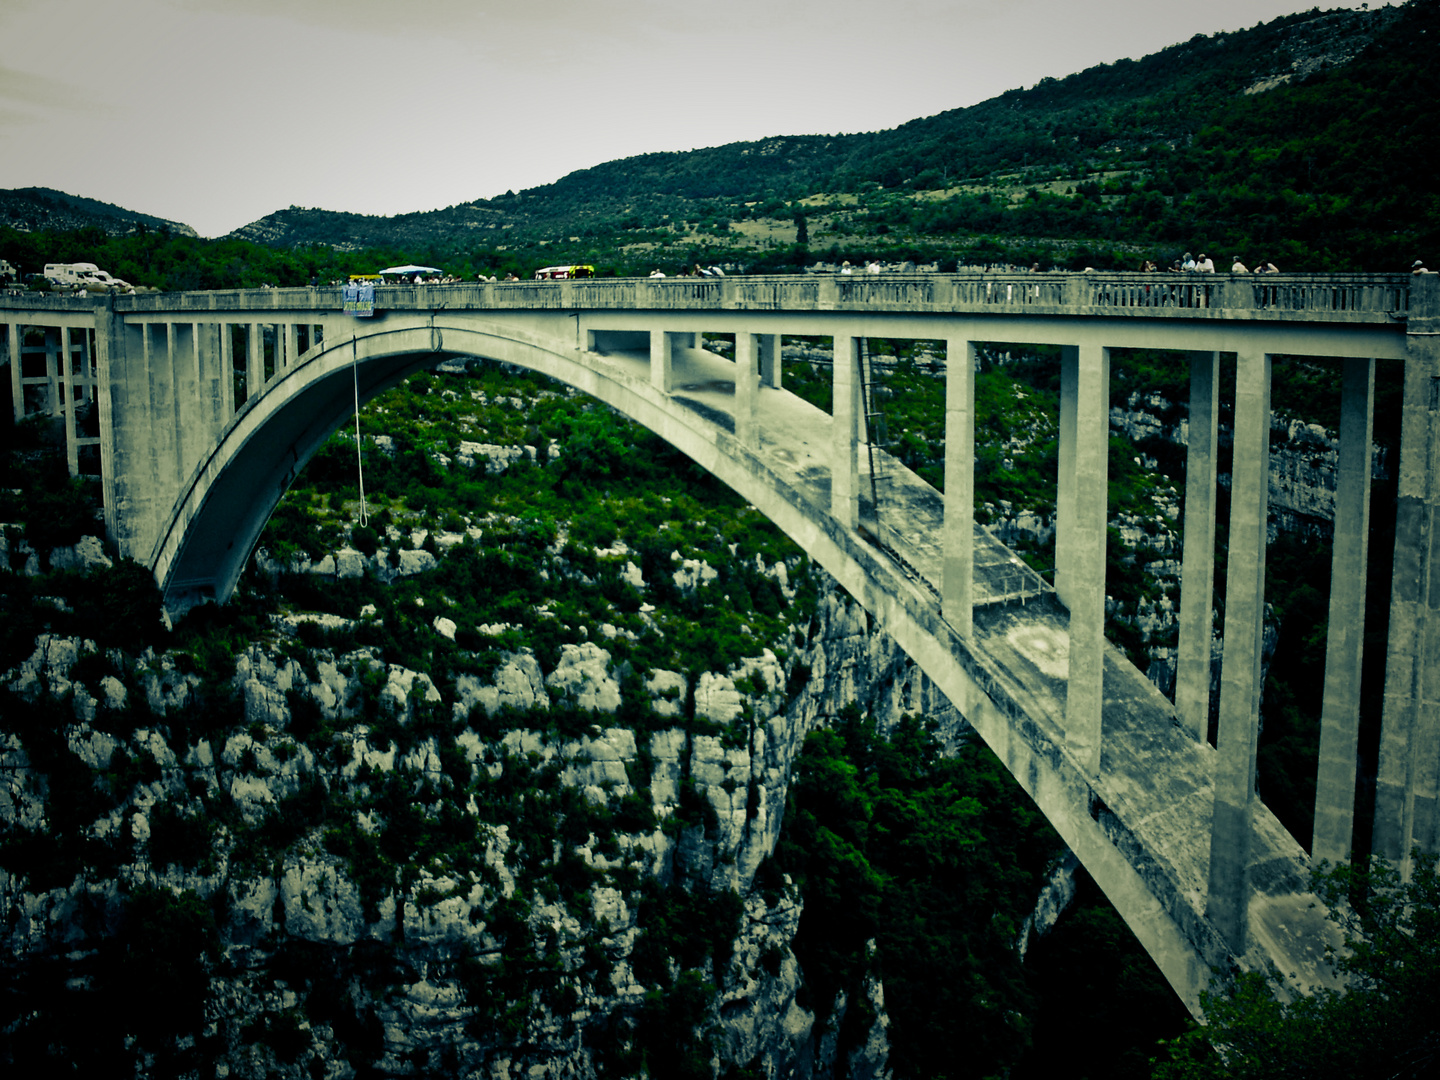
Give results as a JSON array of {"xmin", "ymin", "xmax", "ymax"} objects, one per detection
[
  {"xmin": 44, "ymin": 262, "xmax": 100, "ymax": 288},
  {"xmin": 43, "ymin": 262, "xmax": 131, "ymax": 291}
]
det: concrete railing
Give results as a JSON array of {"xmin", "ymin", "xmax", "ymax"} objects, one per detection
[{"xmin": 0, "ymin": 273, "xmax": 1420, "ymax": 322}]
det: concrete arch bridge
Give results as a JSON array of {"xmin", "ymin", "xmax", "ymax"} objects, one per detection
[{"xmin": 3, "ymin": 272, "xmax": 1437, "ymax": 1017}]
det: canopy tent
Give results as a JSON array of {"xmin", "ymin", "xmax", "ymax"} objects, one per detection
[{"xmin": 376, "ymin": 264, "xmax": 443, "ymax": 275}]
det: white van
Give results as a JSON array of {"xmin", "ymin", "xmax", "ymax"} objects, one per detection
[
  {"xmin": 43, "ymin": 262, "xmax": 130, "ymax": 290},
  {"xmin": 44, "ymin": 262, "xmax": 100, "ymax": 288}
]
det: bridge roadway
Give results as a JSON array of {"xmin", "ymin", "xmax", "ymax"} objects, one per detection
[{"xmin": 3, "ymin": 272, "xmax": 1437, "ymax": 1019}]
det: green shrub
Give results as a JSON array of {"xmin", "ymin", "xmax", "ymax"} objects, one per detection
[{"xmin": 148, "ymin": 801, "xmax": 213, "ymax": 870}]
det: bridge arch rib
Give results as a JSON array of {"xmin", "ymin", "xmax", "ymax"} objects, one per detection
[
  {"xmin": 155, "ymin": 318, "xmax": 593, "ymax": 607},
  {"xmin": 146, "ymin": 311, "xmax": 1334, "ymax": 1019}
]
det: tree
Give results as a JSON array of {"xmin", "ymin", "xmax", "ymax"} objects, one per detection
[
  {"xmin": 794, "ymin": 211, "xmax": 808, "ymax": 247},
  {"xmin": 1153, "ymin": 852, "xmax": 1440, "ymax": 1080}
]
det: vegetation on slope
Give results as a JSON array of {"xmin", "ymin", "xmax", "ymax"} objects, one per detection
[
  {"xmin": 764, "ymin": 706, "xmax": 1069, "ymax": 1079},
  {"xmin": 7, "ymin": 3, "xmax": 1436, "ymax": 280},
  {"xmin": 1154, "ymin": 853, "xmax": 1440, "ymax": 1080}
]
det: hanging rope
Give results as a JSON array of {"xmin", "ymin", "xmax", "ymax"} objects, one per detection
[{"xmin": 351, "ymin": 335, "xmax": 369, "ymax": 527}]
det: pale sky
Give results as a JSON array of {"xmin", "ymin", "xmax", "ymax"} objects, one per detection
[{"xmin": 1, "ymin": 0, "xmax": 1372, "ymax": 238}]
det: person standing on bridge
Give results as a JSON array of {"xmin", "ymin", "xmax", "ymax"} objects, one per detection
[
  {"xmin": 1196, "ymin": 253, "xmax": 1216, "ymax": 273},
  {"xmin": 1231, "ymin": 256, "xmax": 1249, "ymax": 273}
]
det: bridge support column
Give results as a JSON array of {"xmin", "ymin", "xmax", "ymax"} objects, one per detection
[
  {"xmin": 220, "ymin": 323, "xmax": 237, "ymax": 419},
  {"xmin": 72, "ymin": 326, "xmax": 92, "ymax": 406},
  {"xmin": 1062, "ymin": 343, "xmax": 1110, "ymax": 778},
  {"xmin": 7, "ymin": 323, "xmax": 19, "ymax": 423},
  {"xmin": 735, "ymin": 333, "xmax": 758, "ymax": 447},
  {"xmin": 1208, "ymin": 349, "xmax": 1271, "ymax": 950},
  {"xmin": 285, "ymin": 324, "xmax": 299, "ymax": 376},
  {"xmin": 1177, "ymin": 351, "xmax": 1220, "ymax": 742},
  {"xmin": 97, "ymin": 306, "xmax": 158, "ymax": 560},
  {"xmin": 147, "ymin": 323, "xmax": 182, "ymax": 521},
  {"xmin": 759, "ymin": 334, "xmax": 781, "ymax": 389},
  {"xmin": 246, "ymin": 322, "xmax": 261, "ymax": 405},
  {"xmin": 832, "ymin": 334, "xmax": 862, "ymax": 531},
  {"xmin": 942, "ymin": 338, "xmax": 976, "ymax": 638},
  {"xmin": 44, "ymin": 326, "xmax": 62, "ymax": 416},
  {"xmin": 1374, "ymin": 299, "xmax": 1440, "ymax": 873},
  {"xmin": 1055, "ymin": 347, "xmax": 1078, "ymax": 606},
  {"xmin": 62, "ymin": 327, "xmax": 82, "ymax": 476},
  {"xmin": 196, "ymin": 323, "xmax": 227, "ymax": 442},
  {"xmin": 649, "ymin": 329, "xmax": 674, "ymax": 394},
  {"xmin": 1312, "ymin": 356, "xmax": 1375, "ymax": 864},
  {"xmin": 171, "ymin": 323, "xmax": 207, "ymax": 485}
]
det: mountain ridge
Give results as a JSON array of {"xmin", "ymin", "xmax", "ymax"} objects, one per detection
[
  {"xmin": 220, "ymin": 3, "xmax": 1400, "ymax": 251},
  {"xmin": 0, "ymin": 187, "xmax": 197, "ymax": 239}
]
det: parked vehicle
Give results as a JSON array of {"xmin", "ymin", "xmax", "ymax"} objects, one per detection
[
  {"xmin": 533, "ymin": 264, "xmax": 594, "ymax": 280},
  {"xmin": 42, "ymin": 262, "xmax": 132, "ymax": 291}
]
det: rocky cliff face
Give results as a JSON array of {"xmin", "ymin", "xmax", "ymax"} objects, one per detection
[{"xmin": 1, "ymin": 532, "xmax": 973, "ymax": 1077}]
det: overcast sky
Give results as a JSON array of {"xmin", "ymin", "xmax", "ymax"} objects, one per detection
[{"xmin": 1, "ymin": 0, "xmax": 1371, "ymax": 238}]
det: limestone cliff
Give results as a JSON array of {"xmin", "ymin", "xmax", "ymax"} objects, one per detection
[{"xmin": 0, "ymin": 539, "xmax": 957, "ymax": 1077}]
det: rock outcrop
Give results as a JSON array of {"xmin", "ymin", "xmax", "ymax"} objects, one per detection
[{"xmin": 1, "ymin": 566, "xmax": 954, "ymax": 1078}]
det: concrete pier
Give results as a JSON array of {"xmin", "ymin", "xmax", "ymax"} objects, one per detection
[
  {"xmin": 1176, "ymin": 352, "xmax": 1219, "ymax": 743},
  {"xmin": 1208, "ymin": 349, "xmax": 1271, "ymax": 951},
  {"xmin": 1312, "ymin": 356, "xmax": 1374, "ymax": 863},
  {"xmin": 649, "ymin": 329, "xmax": 675, "ymax": 393},
  {"xmin": 1054, "ymin": 347, "xmax": 1078, "ymax": 606},
  {"xmin": 758, "ymin": 332, "xmax": 780, "ymax": 389},
  {"xmin": 942, "ymin": 337, "xmax": 976, "ymax": 638},
  {"xmin": 735, "ymin": 332, "xmax": 758, "ymax": 446},
  {"xmin": 1373, "ymin": 292, "xmax": 1440, "ymax": 876},
  {"xmin": 832, "ymin": 334, "xmax": 861, "ymax": 530},
  {"xmin": 1063, "ymin": 343, "xmax": 1110, "ymax": 778}
]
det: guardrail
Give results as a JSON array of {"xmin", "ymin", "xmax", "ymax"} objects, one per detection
[{"xmin": 0, "ymin": 273, "xmax": 1421, "ymax": 321}]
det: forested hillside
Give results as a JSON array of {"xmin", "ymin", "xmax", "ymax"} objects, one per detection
[
  {"xmin": 3, "ymin": 2, "xmax": 1436, "ymax": 283},
  {"xmin": 210, "ymin": 0, "xmax": 1439, "ymax": 274},
  {"xmin": 0, "ymin": 187, "xmax": 196, "ymax": 239}
]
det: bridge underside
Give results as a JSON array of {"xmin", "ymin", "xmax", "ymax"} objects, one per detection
[
  {"xmin": 141, "ymin": 312, "xmax": 1339, "ymax": 1015},
  {"xmin": 162, "ymin": 350, "xmax": 433, "ymax": 607}
]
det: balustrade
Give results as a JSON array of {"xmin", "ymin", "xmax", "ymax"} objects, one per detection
[{"xmin": 8, "ymin": 273, "xmax": 1414, "ymax": 321}]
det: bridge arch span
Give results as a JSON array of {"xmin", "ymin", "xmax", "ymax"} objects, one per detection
[{"xmin": 153, "ymin": 313, "xmax": 1244, "ymax": 1015}]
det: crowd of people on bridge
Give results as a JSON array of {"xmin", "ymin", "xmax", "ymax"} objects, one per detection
[{"xmin": 315, "ymin": 251, "xmax": 1436, "ymax": 285}]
